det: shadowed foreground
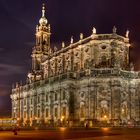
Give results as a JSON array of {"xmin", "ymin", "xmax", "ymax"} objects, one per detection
[{"xmin": 0, "ymin": 128, "xmax": 140, "ymax": 140}]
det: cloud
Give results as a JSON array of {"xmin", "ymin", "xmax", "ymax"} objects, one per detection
[
  {"xmin": 0, "ymin": 89, "xmax": 9, "ymax": 97},
  {"xmin": 0, "ymin": 81, "xmax": 11, "ymax": 94},
  {"xmin": 0, "ymin": 63, "xmax": 25, "ymax": 76},
  {"xmin": 24, "ymin": 41, "xmax": 34, "ymax": 46}
]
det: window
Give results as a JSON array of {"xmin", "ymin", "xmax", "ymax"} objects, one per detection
[
  {"xmin": 46, "ymin": 108, "xmax": 49, "ymax": 118},
  {"xmin": 24, "ymin": 99, "xmax": 26, "ymax": 106},
  {"xmin": 74, "ymin": 63, "xmax": 79, "ymax": 71},
  {"xmin": 13, "ymin": 112, "xmax": 16, "ymax": 118},
  {"xmin": 38, "ymin": 96, "xmax": 40, "ymax": 103},
  {"xmin": 30, "ymin": 98, "xmax": 32, "ymax": 105},
  {"xmin": 101, "ymin": 55, "xmax": 108, "ymax": 67},
  {"xmin": 30, "ymin": 110, "xmax": 33, "ymax": 118},
  {"xmin": 101, "ymin": 45, "xmax": 107, "ymax": 49},
  {"xmin": 46, "ymin": 94, "xmax": 48, "ymax": 102},
  {"xmin": 55, "ymin": 93, "xmax": 57, "ymax": 101},
  {"xmin": 62, "ymin": 91, "xmax": 66, "ymax": 100},
  {"xmin": 81, "ymin": 92, "xmax": 84, "ymax": 98},
  {"xmin": 24, "ymin": 111, "xmax": 26, "ymax": 118},
  {"xmin": 85, "ymin": 47, "xmax": 89, "ymax": 52},
  {"xmin": 62, "ymin": 107, "xmax": 66, "ymax": 116},
  {"xmin": 37, "ymin": 109, "xmax": 40, "ymax": 118},
  {"xmin": 54, "ymin": 108, "xmax": 58, "ymax": 118}
]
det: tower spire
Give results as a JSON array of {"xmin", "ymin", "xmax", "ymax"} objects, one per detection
[
  {"xmin": 39, "ymin": 3, "xmax": 48, "ymax": 26},
  {"xmin": 42, "ymin": 3, "xmax": 45, "ymax": 17}
]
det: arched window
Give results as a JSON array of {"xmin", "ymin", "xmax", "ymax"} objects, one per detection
[
  {"xmin": 37, "ymin": 109, "xmax": 40, "ymax": 118},
  {"xmin": 55, "ymin": 93, "xmax": 57, "ymax": 101},
  {"xmin": 46, "ymin": 94, "xmax": 48, "ymax": 102},
  {"xmin": 62, "ymin": 107, "xmax": 66, "ymax": 116},
  {"xmin": 30, "ymin": 110, "xmax": 33, "ymax": 118},
  {"xmin": 62, "ymin": 91, "xmax": 66, "ymax": 100},
  {"xmin": 100, "ymin": 55, "xmax": 108, "ymax": 67},
  {"xmin": 38, "ymin": 96, "xmax": 40, "ymax": 104},
  {"xmin": 46, "ymin": 108, "xmax": 49, "ymax": 118},
  {"xmin": 54, "ymin": 108, "xmax": 58, "ymax": 118}
]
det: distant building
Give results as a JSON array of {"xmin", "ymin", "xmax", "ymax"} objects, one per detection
[{"xmin": 11, "ymin": 4, "xmax": 140, "ymax": 127}]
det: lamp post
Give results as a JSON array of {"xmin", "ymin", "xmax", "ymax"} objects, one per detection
[
  {"xmin": 61, "ymin": 115, "xmax": 65, "ymax": 126},
  {"xmin": 103, "ymin": 115, "xmax": 108, "ymax": 126},
  {"xmin": 104, "ymin": 115, "xmax": 107, "ymax": 120}
]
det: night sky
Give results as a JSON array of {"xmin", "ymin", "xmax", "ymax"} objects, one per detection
[{"xmin": 0, "ymin": 0, "xmax": 140, "ymax": 116}]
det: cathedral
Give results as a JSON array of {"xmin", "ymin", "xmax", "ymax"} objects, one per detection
[{"xmin": 11, "ymin": 4, "xmax": 140, "ymax": 127}]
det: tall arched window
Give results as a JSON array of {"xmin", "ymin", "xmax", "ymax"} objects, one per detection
[{"xmin": 100, "ymin": 55, "xmax": 108, "ymax": 67}]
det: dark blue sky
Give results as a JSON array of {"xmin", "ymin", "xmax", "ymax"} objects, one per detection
[{"xmin": 0, "ymin": 0, "xmax": 140, "ymax": 116}]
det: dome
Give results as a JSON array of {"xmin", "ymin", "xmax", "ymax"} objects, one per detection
[
  {"xmin": 39, "ymin": 4, "xmax": 48, "ymax": 26},
  {"xmin": 39, "ymin": 17, "xmax": 48, "ymax": 26}
]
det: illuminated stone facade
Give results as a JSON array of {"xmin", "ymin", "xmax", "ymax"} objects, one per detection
[{"xmin": 11, "ymin": 5, "xmax": 140, "ymax": 127}]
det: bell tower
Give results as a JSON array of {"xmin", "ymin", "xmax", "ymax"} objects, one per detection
[
  {"xmin": 36, "ymin": 3, "xmax": 51, "ymax": 53},
  {"xmin": 28, "ymin": 4, "xmax": 52, "ymax": 83}
]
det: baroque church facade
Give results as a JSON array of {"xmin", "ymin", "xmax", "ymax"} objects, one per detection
[{"xmin": 11, "ymin": 4, "xmax": 140, "ymax": 127}]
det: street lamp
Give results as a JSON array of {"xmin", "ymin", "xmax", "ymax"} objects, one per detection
[
  {"xmin": 104, "ymin": 115, "xmax": 107, "ymax": 119},
  {"xmin": 122, "ymin": 109, "xmax": 124, "ymax": 114},
  {"xmin": 61, "ymin": 116, "xmax": 65, "ymax": 122},
  {"xmin": 16, "ymin": 117, "xmax": 20, "ymax": 127},
  {"xmin": 35, "ymin": 117, "xmax": 38, "ymax": 124},
  {"xmin": 60, "ymin": 116, "xmax": 65, "ymax": 122},
  {"xmin": 61, "ymin": 116, "xmax": 65, "ymax": 126},
  {"xmin": 35, "ymin": 117, "xmax": 38, "ymax": 120},
  {"xmin": 103, "ymin": 115, "xmax": 108, "ymax": 122},
  {"xmin": 103, "ymin": 115, "xmax": 108, "ymax": 127}
]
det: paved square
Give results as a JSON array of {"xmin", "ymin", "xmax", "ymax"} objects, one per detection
[{"xmin": 0, "ymin": 128, "xmax": 140, "ymax": 140}]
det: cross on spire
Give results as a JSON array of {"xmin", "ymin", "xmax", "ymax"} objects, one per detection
[{"xmin": 42, "ymin": 3, "xmax": 45, "ymax": 17}]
